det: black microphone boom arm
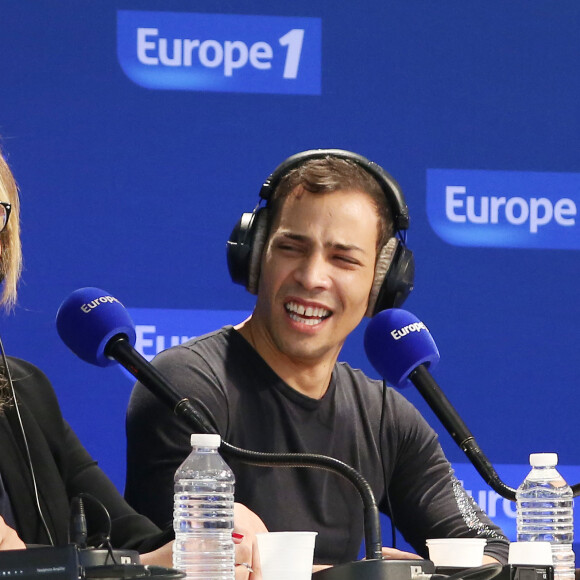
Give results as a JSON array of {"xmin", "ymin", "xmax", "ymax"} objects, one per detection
[{"xmin": 408, "ymin": 364, "xmax": 580, "ymax": 498}]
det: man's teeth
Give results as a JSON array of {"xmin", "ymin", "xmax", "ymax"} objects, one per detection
[
  {"xmin": 285, "ymin": 302, "xmax": 330, "ymax": 325},
  {"xmin": 289, "ymin": 313, "xmax": 322, "ymax": 325}
]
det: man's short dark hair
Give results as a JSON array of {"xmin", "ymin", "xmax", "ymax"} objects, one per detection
[{"xmin": 267, "ymin": 156, "xmax": 394, "ymax": 251}]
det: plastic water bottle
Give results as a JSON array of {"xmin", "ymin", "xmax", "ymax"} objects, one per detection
[
  {"xmin": 516, "ymin": 452, "xmax": 575, "ymax": 580},
  {"xmin": 173, "ymin": 433, "xmax": 235, "ymax": 580}
]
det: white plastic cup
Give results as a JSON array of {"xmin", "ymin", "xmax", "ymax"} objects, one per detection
[
  {"xmin": 426, "ymin": 538, "xmax": 487, "ymax": 567},
  {"xmin": 508, "ymin": 542, "xmax": 553, "ymax": 566},
  {"xmin": 256, "ymin": 531, "xmax": 318, "ymax": 580}
]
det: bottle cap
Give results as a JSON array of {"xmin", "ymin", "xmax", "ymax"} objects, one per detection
[
  {"xmin": 190, "ymin": 433, "xmax": 221, "ymax": 447},
  {"xmin": 529, "ymin": 452, "xmax": 558, "ymax": 467}
]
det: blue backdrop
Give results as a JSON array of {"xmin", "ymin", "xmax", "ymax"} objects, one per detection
[{"xmin": 1, "ymin": 0, "xmax": 579, "ymax": 551}]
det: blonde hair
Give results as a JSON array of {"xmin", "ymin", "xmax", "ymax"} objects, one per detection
[{"xmin": 0, "ymin": 148, "xmax": 22, "ymax": 310}]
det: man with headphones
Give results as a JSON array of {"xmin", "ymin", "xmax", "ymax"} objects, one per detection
[{"xmin": 126, "ymin": 150, "xmax": 509, "ymax": 569}]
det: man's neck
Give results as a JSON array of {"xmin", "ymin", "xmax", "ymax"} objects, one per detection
[{"xmin": 235, "ymin": 318, "xmax": 338, "ymax": 399}]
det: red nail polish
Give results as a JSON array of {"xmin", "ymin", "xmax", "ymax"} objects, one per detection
[{"xmin": 232, "ymin": 532, "xmax": 244, "ymax": 539}]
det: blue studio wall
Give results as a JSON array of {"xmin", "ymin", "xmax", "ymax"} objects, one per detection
[{"xmin": 1, "ymin": 0, "xmax": 579, "ymax": 551}]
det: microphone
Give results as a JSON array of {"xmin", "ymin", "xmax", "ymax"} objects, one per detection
[
  {"xmin": 364, "ymin": 308, "xmax": 518, "ymax": 501},
  {"xmin": 56, "ymin": 288, "xmax": 136, "ymax": 368},
  {"xmin": 364, "ymin": 308, "xmax": 440, "ymax": 389},
  {"xmin": 57, "ymin": 287, "xmax": 214, "ymax": 420},
  {"xmin": 56, "ymin": 288, "xmax": 384, "ymax": 566}
]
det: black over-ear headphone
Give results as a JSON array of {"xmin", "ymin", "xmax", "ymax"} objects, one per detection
[{"xmin": 226, "ymin": 149, "xmax": 414, "ymax": 316}]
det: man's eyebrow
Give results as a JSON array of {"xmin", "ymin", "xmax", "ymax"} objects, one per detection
[
  {"xmin": 274, "ymin": 232, "xmax": 367, "ymax": 254},
  {"xmin": 329, "ymin": 242, "xmax": 366, "ymax": 254},
  {"xmin": 276, "ymin": 231, "xmax": 308, "ymax": 242}
]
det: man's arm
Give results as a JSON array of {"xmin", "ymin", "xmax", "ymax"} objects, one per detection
[{"xmin": 380, "ymin": 390, "xmax": 510, "ymax": 564}]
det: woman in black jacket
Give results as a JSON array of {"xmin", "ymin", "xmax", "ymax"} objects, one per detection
[{"xmin": 0, "ymin": 147, "xmax": 264, "ymax": 578}]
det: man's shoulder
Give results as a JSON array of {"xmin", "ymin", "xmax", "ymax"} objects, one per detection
[
  {"xmin": 157, "ymin": 325, "xmax": 235, "ymax": 357},
  {"xmin": 335, "ymin": 360, "xmax": 380, "ymax": 388},
  {"xmin": 181, "ymin": 325, "xmax": 237, "ymax": 349},
  {"xmin": 153, "ymin": 325, "xmax": 252, "ymax": 371},
  {"xmin": 334, "ymin": 361, "xmax": 417, "ymax": 410}
]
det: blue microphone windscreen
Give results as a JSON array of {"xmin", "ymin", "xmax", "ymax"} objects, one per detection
[
  {"xmin": 364, "ymin": 308, "xmax": 440, "ymax": 388},
  {"xmin": 56, "ymin": 287, "xmax": 136, "ymax": 367}
]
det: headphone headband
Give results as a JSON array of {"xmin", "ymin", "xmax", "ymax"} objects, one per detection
[{"xmin": 259, "ymin": 149, "xmax": 410, "ymax": 231}]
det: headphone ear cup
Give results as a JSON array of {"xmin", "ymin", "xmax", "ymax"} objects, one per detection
[
  {"xmin": 366, "ymin": 238, "xmax": 398, "ymax": 317},
  {"xmin": 226, "ymin": 208, "xmax": 268, "ymax": 293},
  {"xmin": 227, "ymin": 211, "xmax": 254, "ymax": 288},
  {"xmin": 366, "ymin": 239, "xmax": 415, "ymax": 316},
  {"xmin": 246, "ymin": 209, "xmax": 268, "ymax": 294}
]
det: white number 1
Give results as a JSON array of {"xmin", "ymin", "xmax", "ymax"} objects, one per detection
[{"xmin": 279, "ymin": 29, "xmax": 304, "ymax": 79}]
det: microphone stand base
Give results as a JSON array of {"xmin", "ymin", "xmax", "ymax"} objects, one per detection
[{"xmin": 313, "ymin": 559, "xmax": 435, "ymax": 580}]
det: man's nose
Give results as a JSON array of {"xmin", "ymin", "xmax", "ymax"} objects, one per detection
[{"xmin": 294, "ymin": 252, "xmax": 331, "ymax": 290}]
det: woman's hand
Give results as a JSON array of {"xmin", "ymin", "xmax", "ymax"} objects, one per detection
[
  {"xmin": 140, "ymin": 541, "xmax": 173, "ymax": 567},
  {"xmin": 381, "ymin": 547, "xmax": 422, "ymax": 560},
  {"xmin": 0, "ymin": 516, "xmax": 25, "ymax": 551},
  {"xmin": 141, "ymin": 503, "xmax": 268, "ymax": 578},
  {"xmin": 233, "ymin": 503, "xmax": 268, "ymax": 580}
]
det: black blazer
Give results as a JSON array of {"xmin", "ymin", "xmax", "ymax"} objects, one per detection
[{"xmin": 0, "ymin": 357, "xmax": 165, "ymax": 551}]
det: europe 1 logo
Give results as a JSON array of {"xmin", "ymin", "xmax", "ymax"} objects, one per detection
[{"xmin": 117, "ymin": 11, "xmax": 321, "ymax": 95}]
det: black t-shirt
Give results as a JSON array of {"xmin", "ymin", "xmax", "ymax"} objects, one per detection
[{"xmin": 126, "ymin": 326, "xmax": 509, "ymax": 565}]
